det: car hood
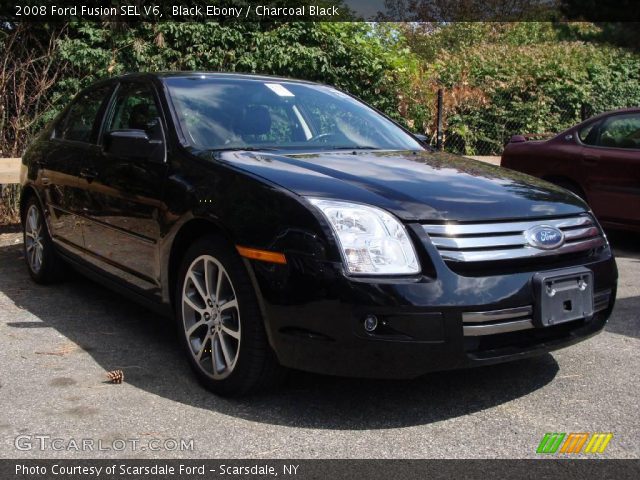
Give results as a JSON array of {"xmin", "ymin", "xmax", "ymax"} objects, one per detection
[{"xmin": 217, "ymin": 150, "xmax": 587, "ymax": 222}]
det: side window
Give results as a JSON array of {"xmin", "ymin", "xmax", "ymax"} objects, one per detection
[
  {"xmin": 58, "ymin": 85, "xmax": 112, "ymax": 143},
  {"xmin": 107, "ymin": 83, "xmax": 163, "ymax": 141},
  {"xmin": 597, "ymin": 114, "xmax": 640, "ymax": 149}
]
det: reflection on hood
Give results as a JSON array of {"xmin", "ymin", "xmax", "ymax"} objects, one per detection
[{"xmin": 215, "ymin": 149, "xmax": 587, "ymax": 222}]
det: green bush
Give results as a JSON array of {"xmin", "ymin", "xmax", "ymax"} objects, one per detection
[
  {"xmin": 2, "ymin": 21, "xmax": 639, "ymax": 159},
  {"xmin": 50, "ymin": 22, "xmax": 427, "ymax": 132},
  {"xmin": 414, "ymin": 23, "xmax": 640, "ymax": 154}
]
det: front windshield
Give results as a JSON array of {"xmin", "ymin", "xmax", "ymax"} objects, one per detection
[{"xmin": 164, "ymin": 76, "xmax": 423, "ymax": 152}]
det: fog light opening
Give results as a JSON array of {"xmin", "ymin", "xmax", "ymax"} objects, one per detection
[{"xmin": 363, "ymin": 315, "xmax": 378, "ymax": 333}]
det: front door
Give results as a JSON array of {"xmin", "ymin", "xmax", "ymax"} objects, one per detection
[
  {"xmin": 581, "ymin": 112, "xmax": 640, "ymax": 228},
  {"xmin": 81, "ymin": 81, "xmax": 168, "ymax": 293}
]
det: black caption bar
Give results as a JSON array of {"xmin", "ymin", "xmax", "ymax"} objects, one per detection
[
  {"xmin": 1, "ymin": 459, "xmax": 640, "ymax": 480},
  {"xmin": 2, "ymin": 0, "xmax": 640, "ymax": 22}
]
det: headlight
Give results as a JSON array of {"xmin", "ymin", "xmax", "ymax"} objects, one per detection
[{"xmin": 308, "ymin": 198, "xmax": 420, "ymax": 275}]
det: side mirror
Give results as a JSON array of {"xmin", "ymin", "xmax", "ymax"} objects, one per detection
[
  {"xmin": 105, "ymin": 130, "xmax": 163, "ymax": 162},
  {"xmin": 414, "ymin": 133, "xmax": 429, "ymax": 144},
  {"xmin": 509, "ymin": 135, "xmax": 527, "ymax": 143}
]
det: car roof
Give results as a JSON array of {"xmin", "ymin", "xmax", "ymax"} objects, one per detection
[
  {"xmin": 584, "ymin": 106, "xmax": 640, "ymax": 123},
  {"xmin": 558, "ymin": 107, "xmax": 640, "ymax": 137},
  {"xmin": 550, "ymin": 106, "xmax": 640, "ymax": 140},
  {"xmin": 114, "ymin": 71, "xmax": 321, "ymax": 86}
]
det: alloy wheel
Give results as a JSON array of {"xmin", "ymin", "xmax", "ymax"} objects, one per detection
[
  {"xmin": 25, "ymin": 205, "xmax": 44, "ymax": 274},
  {"xmin": 181, "ymin": 255, "xmax": 241, "ymax": 379}
]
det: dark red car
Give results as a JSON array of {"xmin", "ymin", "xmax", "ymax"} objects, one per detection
[{"xmin": 502, "ymin": 108, "xmax": 640, "ymax": 232}]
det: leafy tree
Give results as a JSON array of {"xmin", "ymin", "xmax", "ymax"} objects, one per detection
[
  {"xmin": 2, "ymin": 20, "xmax": 639, "ymax": 159},
  {"xmin": 399, "ymin": 22, "xmax": 640, "ymax": 154},
  {"xmin": 43, "ymin": 22, "xmax": 427, "ymax": 134}
]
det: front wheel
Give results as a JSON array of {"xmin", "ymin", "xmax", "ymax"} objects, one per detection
[
  {"xmin": 175, "ymin": 235, "xmax": 284, "ymax": 396},
  {"xmin": 22, "ymin": 197, "xmax": 66, "ymax": 284}
]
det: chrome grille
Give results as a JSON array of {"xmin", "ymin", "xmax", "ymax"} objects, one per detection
[
  {"xmin": 462, "ymin": 306, "xmax": 533, "ymax": 336},
  {"xmin": 462, "ymin": 291, "xmax": 610, "ymax": 336},
  {"xmin": 594, "ymin": 289, "xmax": 613, "ymax": 312},
  {"xmin": 423, "ymin": 214, "xmax": 605, "ymax": 263}
]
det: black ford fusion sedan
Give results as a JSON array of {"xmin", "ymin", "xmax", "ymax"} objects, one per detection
[{"xmin": 21, "ymin": 72, "xmax": 617, "ymax": 395}]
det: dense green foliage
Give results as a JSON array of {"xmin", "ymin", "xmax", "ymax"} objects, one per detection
[
  {"xmin": 404, "ymin": 22, "xmax": 640, "ymax": 154},
  {"xmin": 2, "ymin": 21, "xmax": 640, "ymax": 158},
  {"xmin": 38, "ymin": 22, "xmax": 426, "ymax": 138},
  {"xmin": 0, "ymin": 21, "xmax": 428, "ymax": 221},
  {"xmin": 2, "ymin": 20, "xmax": 639, "ymax": 221}
]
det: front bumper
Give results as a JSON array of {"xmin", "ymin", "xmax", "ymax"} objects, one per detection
[{"xmin": 250, "ymin": 228, "xmax": 618, "ymax": 379}]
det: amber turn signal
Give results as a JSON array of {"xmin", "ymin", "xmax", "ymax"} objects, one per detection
[{"xmin": 236, "ymin": 246, "xmax": 287, "ymax": 264}]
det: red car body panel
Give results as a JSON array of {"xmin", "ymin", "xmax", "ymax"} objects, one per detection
[{"xmin": 502, "ymin": 108, "xmax": 640, "ymax": 232}]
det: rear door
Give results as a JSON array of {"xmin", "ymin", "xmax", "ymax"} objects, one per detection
[
  {"xmin": 43, "ymin": 84, "xmax": 115, "ymax": 251},
  {"xmin": 580, "ymin": 112, "xmax": 640, "ymax": 227},
  {"xmin": 81, "ymin": 80, "xmax": 169, "ymax": 292}
]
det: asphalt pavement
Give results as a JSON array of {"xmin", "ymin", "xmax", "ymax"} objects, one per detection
[{"xmin": 0, "ymin": 225, "xmax": 638, "ymax": 459}]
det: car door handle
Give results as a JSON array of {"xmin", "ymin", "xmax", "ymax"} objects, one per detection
[
  {"xmin": 583, "ymin": 155, "xmax": 599, "ymax": 166},
  {"xmin": 79, "ymin": 168, "xmax": 98, "ymax": 182}
]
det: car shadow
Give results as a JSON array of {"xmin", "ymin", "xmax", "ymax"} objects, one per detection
[
  {"xmin": 0, "ymin": 239, "xmax": 559, "ymax": 430},
  {"xmin": 606, "ymin": 295, "xmax": 640, "ymax": 340},
  {"xmin": 607, "ymin": 229, "xmax": 640, "ymax": 258},
  {"xmin": 602, "ymin": 229, "xmax": 640, "ymax": 340}
]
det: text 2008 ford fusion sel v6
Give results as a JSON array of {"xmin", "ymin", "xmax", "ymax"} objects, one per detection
[{"xmin": 20, "ymin": 73, "xmax": 617, "ymax": 395}]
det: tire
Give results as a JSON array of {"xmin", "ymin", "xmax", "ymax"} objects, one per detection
[
  {"xmin": 175, "ymin": 234, "xmax": 284, "ymax": 396},
  {"xmin": 22, "ymin": 197, "xmax": 66, "ymax": 284}
]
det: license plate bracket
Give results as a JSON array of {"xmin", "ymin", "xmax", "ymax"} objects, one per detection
[{"xmin": 533, "ymin": 267, "xmax": 594, "ymax": 327}]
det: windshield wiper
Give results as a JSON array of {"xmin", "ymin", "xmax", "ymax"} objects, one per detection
[
  {"xmin": 208, "ymin": 146, "xmax": 279, "ymax": 152},
  {"xmin": 326, "ymin": 146, "xmax": 382, "ymax": 150},
  {"xmin": 208, "ymin": 146, "xmax": 383, "ymax": 153}
]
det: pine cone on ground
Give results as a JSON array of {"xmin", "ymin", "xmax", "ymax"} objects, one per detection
[{"xmin": 106, "ymin": 369, "xmax": 124, "ymax": 384}]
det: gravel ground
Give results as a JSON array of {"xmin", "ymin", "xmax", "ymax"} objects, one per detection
[{"xmin": 0, "ymin": 224, "xmax": 638, "ymax": 459}]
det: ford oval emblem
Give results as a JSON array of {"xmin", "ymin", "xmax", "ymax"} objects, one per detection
[{"xmin": 525, "ymin": 225, "xmax": 565, "ymax": 250}]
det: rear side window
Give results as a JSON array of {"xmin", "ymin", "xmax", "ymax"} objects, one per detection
[{"xmin": 58, "ymin": 85, "xmax": 112, "ymax": 143}]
